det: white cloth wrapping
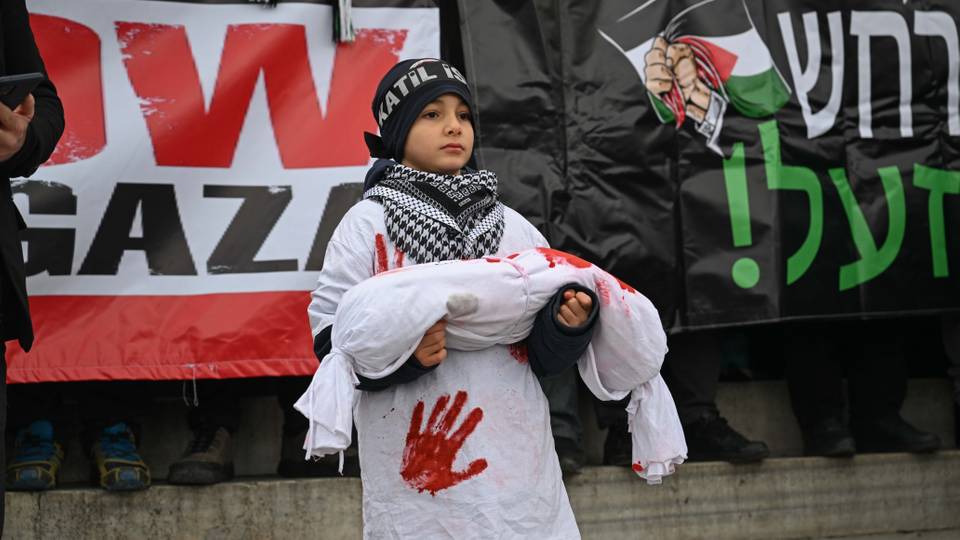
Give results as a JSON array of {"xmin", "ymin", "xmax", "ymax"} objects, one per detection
[{"xmin": 294, "ymin": 247, "xmax": 686, "ymax": 484}]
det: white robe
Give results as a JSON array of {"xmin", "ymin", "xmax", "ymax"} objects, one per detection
[{"xmin": 298, "ymin": 200, "xmax": 685, "ymax": 539}]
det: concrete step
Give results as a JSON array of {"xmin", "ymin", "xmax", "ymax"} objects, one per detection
[
  {"xmin": 581, "ymin": 378, "xmax": 955, "ymax": 463},
  {"xmin": 8, "ymin": 452, "xmax": 960, "ymax": 539},
  {"xmin": 46, "ymin": 378, "xmax": 955, "ymax": 483}
]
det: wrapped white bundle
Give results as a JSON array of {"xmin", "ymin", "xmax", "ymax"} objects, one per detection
[{"xmin": 295, "ymin": 247, "xmax": 686, "ymax": 483}]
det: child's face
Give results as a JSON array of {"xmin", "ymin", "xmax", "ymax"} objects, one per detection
[{"xmin": 401, "ymin": 94, "xmax": 474, "ymax": 176}]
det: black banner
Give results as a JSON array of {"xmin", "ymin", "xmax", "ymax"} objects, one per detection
[{"xmin": 459, "ymin": 0, "xmax": 960, "ymax": 330}]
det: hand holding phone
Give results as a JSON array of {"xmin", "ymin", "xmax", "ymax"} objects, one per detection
[
  {"xmin": 0, "ymin": 73, "xmax": 42, "ymax": 162},
  {"xmin": 0, "ymin": 72, "xmax": 43, "ymax": 110}
]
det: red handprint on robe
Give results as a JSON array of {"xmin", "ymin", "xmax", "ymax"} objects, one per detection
[{"xmin": 400, "ymin": 391, "xmax": 488, "ymax": 495}]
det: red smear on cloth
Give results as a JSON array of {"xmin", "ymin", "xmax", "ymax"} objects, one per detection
[
  {"xmin": 401, "ymin": 391, "xmax": 487, "ymax": 495},
  {"xmin": 375, "ymin": 233, "xmax": 389, "ymax": 274},
  {"xmin": 594, "ymin": 277, "xmax": 612, "ymax": 307},
  {"xmin": 536, "ymin": 248, "xmax": 592, "ymax": 269},
  {"xmin": 484, "ymin": 257, "xmax": 501, "ymax": 263},
  {"xmin": 632, "ymin": 462, "xmax": 644, "ymax": 473},
  {"xmin": 616, "ymin": 278, "xmax": 637, "ymax": 294},
  {"xmin": 508, "ymin": 342, "xmax": 528, "ymax": 364},
  {"xmin": 506, "ymin": 253, "xmax": 519, "ymax": 259},
  {"xmin": 394, "ymin": 248, "xmax": 405, "ymax": 268}
]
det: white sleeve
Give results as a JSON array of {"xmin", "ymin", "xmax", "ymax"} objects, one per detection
[
  {"xmin": 307, "ymin": 205, "xmax": 377, "ymax": 337},
  {"xmin": 504, "ymin": 206, "xmax": 550, "ymax": 249}
]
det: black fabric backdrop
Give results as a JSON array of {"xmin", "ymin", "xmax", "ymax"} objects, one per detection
[{"xmin": 457, "ymin": 0, "xmax": 960, "ymax": 331}]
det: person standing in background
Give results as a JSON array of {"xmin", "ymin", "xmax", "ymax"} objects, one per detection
[{"xmin": 0, "ymin": 0, "xmax": 65, "ymax": 532}]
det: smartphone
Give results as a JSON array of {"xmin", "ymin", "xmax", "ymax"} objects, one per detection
[{"xmin": 0, "ymin": 72, "xmax": 44, "ymax": 110}]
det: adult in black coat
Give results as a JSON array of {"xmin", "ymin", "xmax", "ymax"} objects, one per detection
[{"xmin": 0, "ymin": 0, "xmax": 65, "ymax": 533}]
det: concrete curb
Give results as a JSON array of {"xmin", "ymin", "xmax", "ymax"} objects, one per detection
[{"xmin": 7, "ymin": 452, "xmax": 959, "ymax": 539}]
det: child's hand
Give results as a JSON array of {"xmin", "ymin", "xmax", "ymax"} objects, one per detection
[
  {"xmin": 557, "ymin": 290, "xmax": 593, "ymax": 328},
  {"xmin": 414, "ymin": 320, "xmax": 447, "ymax": 366}
]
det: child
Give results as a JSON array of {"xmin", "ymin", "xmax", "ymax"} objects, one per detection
[{"xmin": 307, "ymin": 58, "xmax": 606, "ymax": 539}]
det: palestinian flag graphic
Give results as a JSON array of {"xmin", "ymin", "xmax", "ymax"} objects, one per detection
[{"xmin": 599, "ymin": 0, "xmax": 790, "ymax": 144}]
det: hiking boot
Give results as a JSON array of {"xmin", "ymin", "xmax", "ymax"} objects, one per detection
[
  {"xmin": 167, "ymin": 426, "xmax": 235, "ymax": 485},
  {"xmin": 684, "ymin": 412, "xmax": 769, "ymax": 463},
  {"xmin": 91, "ymin": 422, "xmax": 151, "ymax": 491},
  {"xmin": 554, "ymin": 437, "xmax": 585, "ymax": 476},
  {"xmin": 602, "ymin": 422, "xmax": 632, "ymax": 467},
  {"xmin": 854, "ymin": 414, "xmax": 941, "ymax": 454},
  {"xmin": 277, "ymin": 429, "xmax": 360, "ymax": 478},
  {"xmin": 6, "ymin": 420, "xmax": 64, "ymax": 491},
  {"xmin": 801, "ymin": 417, "xmax": 855, "ymax": 457}
]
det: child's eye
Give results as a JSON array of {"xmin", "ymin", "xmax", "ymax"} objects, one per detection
[
  {"xmin": 423, "ymin": 111, "xmax": 440, "ymax": 119},
  {"xmin": 458, "ymin": 112, "xmax": 471, "ymax": 121}
]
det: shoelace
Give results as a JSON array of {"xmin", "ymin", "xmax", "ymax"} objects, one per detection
[
  {"xmin": 187, "ymin": 428, "xmax": 219, "ymax": 454},
  {"xmin": 99, "ymin": 433, "xmax": 140, "ymax": 461},
  {"xmin": 15, "ymin": 433, "xmax": 57, "ymax": 462}
]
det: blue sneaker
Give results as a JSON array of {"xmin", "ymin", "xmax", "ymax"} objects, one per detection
[
  {"xmin": 6, "ymin": 420, "xmax": 64, "ymax": 491},
  {"xmin": 91, "ymin": 422, "xmax": 151, "ymax": 491}
]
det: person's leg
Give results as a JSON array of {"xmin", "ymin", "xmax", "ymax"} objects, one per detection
[
  {"xmin": 594, "ymin": 396, "xmax": 630, "ymax": 466},
  {"xmin": 781, "ymin": 322, "xmax": 854, "ymax": 456},
  {"xmin": 538, "ymin": 365, "xmax": 584, "ymax": 475},
  {"xmin": 1, "ymin": 342, "xmax": 6, "ymax": 534},
  {"xmin": 276, "ymin": 375, "xmax": 359, "ymax": 477},
  {"xmin": 942, "ymin": 314, "xmax": 960, "ymax": 447},
  {"xmin": 6, "ymin": 382, "xmax": 69, "ymax": 491},
  {"xmin": 850, "ymin": 319, "xmax": 939, "ymax": 453},
  {"xmin": 168, "ymin": 379, "xmax": 240, "ymax": 485},
  {"xmin": 663, "ymin": 330, "xmax": 768, "ymax": 462},
  {"xmin": 79, "ymin": 381, "xmax": 151, "ymax": 491}
]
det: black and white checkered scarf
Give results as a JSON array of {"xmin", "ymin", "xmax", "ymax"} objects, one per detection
[{"xmin": 364, "ymin": 164, "xmax": 505, "ymax": 264}]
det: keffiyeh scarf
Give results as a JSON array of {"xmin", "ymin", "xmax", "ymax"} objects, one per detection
[{"xmin": 364, "ymin": 164, "xmax": 505, "ymax": 264}]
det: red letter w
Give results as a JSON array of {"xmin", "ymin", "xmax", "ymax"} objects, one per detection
[{"xmin": 116, "ymin": 23, "xmax": 406, "ymax": 168}]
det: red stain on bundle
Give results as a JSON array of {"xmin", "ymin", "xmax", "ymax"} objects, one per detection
[
  {"xmin": 594, "ymin": 278, "xmax": 612, "ymax": 307},
  {"xmin": 484, "ymin": 257, "xmax": 501, "ymax": 263},
  {"xmin": 401, "ymin": 391, "xmax": 487, "ymax": 495},
  {"xmin": 536, "ymin": 248, "xmax": 592, "ymax": 269},
  {"xmin": 616, "ymin": 278, "xmax": 637, "ymax": 294},
  {"xmin": 632, "ymin": 462, "xmax": 644, "ymax": 473},
  {"xmin": 508, "ymin": 342, "xmax": 529, "ymax": 364},
  {"xmin": 506, "ymin": 253, "xmax": 519, "ymax": 259},
  {"xmin": 374, "ymin": 234, "xmax": 389, "ymax": 274},
  {"xmin": 394, "ymin": 248, "xmax": 405, "ymax": 268}
]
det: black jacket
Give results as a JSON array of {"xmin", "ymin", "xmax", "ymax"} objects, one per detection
[{"xmin": 0, "ymin": 0, "xmax": 65, "ymax": 351}]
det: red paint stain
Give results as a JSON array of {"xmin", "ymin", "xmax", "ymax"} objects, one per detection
[
  {"xmin": 616, "ymin": 278, "xmax": 637, "ymax": 294},
  {"xmin": 401, "ymin": 391, "xmax": 487, "ymax": 496},
  {"xmin": 508, "ymin": 342, "xmax": 528, "ymax": 364},
  {"xmin": 632, "ymin": 462, "xmax": 644, "ymax": 473},
  {"xmin": 506, "ymin": 253, "xmax": 519, "ymax": 259},
  {"xmin": 594, "ymin": 277, "xmax": 612, "ymax": 307},
  {"xmin": 536, "ymin": 247, "xmax": 592, "ymax": 269},
  {"xmin": 484, "ymin": 257, "xmax": 501, "ymax": 263},
  {"xmin": 375, "ymin": 233, "xmax": 388, "ymax": 274},
  {"xmin": 394, "ymin": 248, "xmax": 405, "ymax": 268}
]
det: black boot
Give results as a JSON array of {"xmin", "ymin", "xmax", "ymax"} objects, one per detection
[
  {"xmin": 602, "ymin": 422, "xmax": 632, "ymax": 467},
  {"xmin": 801, "ymin": 417, "xmax": 855, "ymax": 457},
  {"xmin": 854, "ymin": 414, "xmax": 940, "ymax": 454},
  {"xmin": 554, "ymin": 437, "xmax": 585, "ymax": 476},
  {"xmin": 277, "ymin": 429, "xmax": 360, "ymax": 478},
  {"xmin": 684, "ymin": 412, "xmax": 769, "ymax": 463}
]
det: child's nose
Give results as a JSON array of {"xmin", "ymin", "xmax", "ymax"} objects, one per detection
[{"xmin": 445, "ymin": 117, "xmax": 464, "ymax": 135}]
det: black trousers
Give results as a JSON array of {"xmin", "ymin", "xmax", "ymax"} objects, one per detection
[
  {"xmin": 661, "ymin": 330, "xmax": 722, "ymax": 426},
  {"xmin": 7, "ymin": 381, "xmax": 151, "ymax": 455},
  {"xmin": 182, "ymin": 376, "xmax": 310, "ymax": 437},
  {"xmin": 1, "ymin": 340, "xmax": 7, "ymax": 537},
  {"xmin": 781, "ymin": 320, "xmax": 907, "ymax": 430}
]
